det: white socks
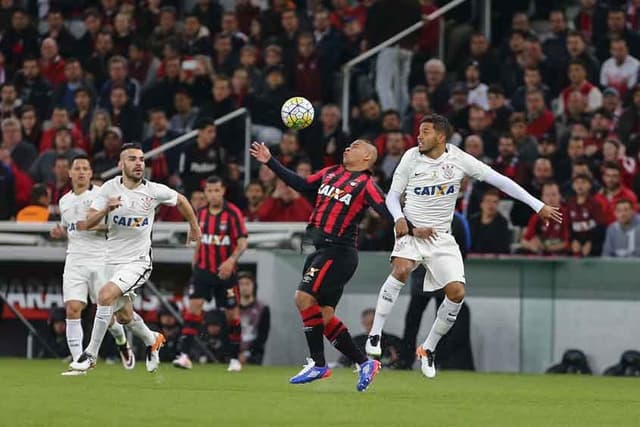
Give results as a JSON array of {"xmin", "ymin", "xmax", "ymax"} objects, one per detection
[
  {"xmin": 125, "ymin": 312, "xmax": 156, "ymax": 346},
  {"xmin": 108, "ymin": 321, "xmax": 127, "ymax": 346},
  {"xmin": 66, "ymin": 318, "xmax": 83, "ymax": 361},
  {"xmin": 423, "ymin": 297, "xmax": 463, "ymax": 352},
  {"xmin": 86, "ymin": 304, "xmax": 113, "ymax": 356},
  {"xmin": 370, "ymin": 275, "xmax": 405, "ymax": 337}
]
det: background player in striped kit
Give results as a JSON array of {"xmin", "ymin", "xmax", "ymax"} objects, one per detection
[{"xmin": 172, "ymin": 175, "xmax": 248, "ymax": 372}]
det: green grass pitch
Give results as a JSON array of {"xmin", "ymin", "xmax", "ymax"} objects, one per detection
[{"xmin": 1, "ymin": 359, "xmax": 639, "ymax": 427}]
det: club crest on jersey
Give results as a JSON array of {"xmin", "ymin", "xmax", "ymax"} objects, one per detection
[
  {"xmin": 350, "ymin": 181, "xmax": 358, "ymax": 187},
  {"xmin": 413, "ymin": 184, "xmax": 456, "ymax": 196},
  {"xmin": 302, "ymin": 267, "xmax": 320, "ymax": 283},
  {"xmin": 140, "ymin": 196, "xmax": 154, "ymax": 211},
  {"xmin": 219, "ymin": 222, "xmax": 227, "ymax": 232},
  {"xmin": 113, "ymin": 215, "xmax": 150, "ymax": 227},
  {"xmin": 201, "ymin": 234, "xmax": 230, "ymax": 245},
  {"xmin": 317, "ymin": 183, "xmax": 352, "ymax": 205},
  {"xmin": 441, "ymin": 163, "xmax": 455, "ymax": 179}
]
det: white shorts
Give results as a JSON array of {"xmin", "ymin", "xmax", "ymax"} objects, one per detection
[
  {"xmin": 105, "ymin": 261, "xmax": 152, "ymax": 295},
  {"xmin": 62, "ymin": 261, "xmax": 105, "ymax": 304},
  {"xmin": 390, "ymin": 233, "xmax": 465, "ymax": 291}
]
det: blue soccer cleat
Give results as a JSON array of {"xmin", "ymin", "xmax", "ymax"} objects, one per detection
[
  {"xmin": 289, "ymin": 358, "xmax": 332, "ymax": 384},
  {"xmin": 356, "ymin": 359, "xmax": 381, "ymax": 392}
]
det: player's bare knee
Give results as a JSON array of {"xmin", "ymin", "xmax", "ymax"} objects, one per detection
[
  {"xmin": 115, "ymin": 310, "xmax": 132, "ymax": 324},
  {"xmin": 391, "ymin": 258, "xmax": 414, "ymax": 282},
  {"xmin": 65, "ymin": 301, "xmax": 84, "ymax": 319},
  {"xmin": 321, "ymin": 306, "xmax": 335, "ymax": 324},
  {"xmin": 445, "ymin": 282, "xmax": 465, "ymax": 302},
  {"xmin": 294, "ymin": 290, "xmax": 314, "ymax": 310},
  {"xmin": 97, "ymin": 283, "xmax": 120, "ymax": 306}
]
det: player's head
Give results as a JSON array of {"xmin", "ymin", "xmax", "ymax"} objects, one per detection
[
  {"xmin": 204, "ymin": 175, "xmax": 225, "ymax": 207},
  {"xmin": 342, "ymin": 139, "xmax": 377, "ymax": 170},
  {"xmin": 69, "ymin": 154, "xmax": 93, "ymax": 187},
  {"xmin": 119, "ymin": 142, "xmax": 145, "ymax": 182},
  {"xmin": 418, "ymin": 114, "xmax": 452, "ymax": 155}
]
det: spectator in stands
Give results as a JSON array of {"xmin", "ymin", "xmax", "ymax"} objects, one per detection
[
  {"xmin": 271, "ymin": 130, "xmax": 303, "ymax": 169},
  {"xmin": 557, "ymin": 31, "xmax": 600, "ymax": 92},
  {"xmin": 85, "ymin": 31, "xmax": 114, "ymax": 91},
  {"xmin": 248, "ymin": 65, "xmax": 291, "ymax": 144},
  {"xmin": 179, "ymin": 118, "xmax": 224, "ymax": 195},
  {"xmin": 88, "ymin": 109, "xmax": 111, "ymax": 154},
  {"xmin": 595, "ymin": 8, "xmax": 640, "ymax": 63},
  {"xmin": 39, "ymin": 107, "xmax": 84, "ymax": 153},
  {"xmin": 487, "ymin": 85, "xmax": 512, "ymax": 133},
  {"xmin": 190, "ymin": 189, "xmax": 207, "ymax": 211},
  {"xmin": 423, "ymin": 59, "xmax": 449, "ymax": 114},
  {"xmin": 256, "ymin": 178, "xmax": 313, "ymax": 222},
  {"xmin": 99, "ymin": 56, "xmax": 141, "ymax": 109},
  {"xmin": 303, "ymin": 104, "xmax": 349, "ymax": 170},
  {"xmin": 602, "ymin": 87, "xmax": 622, "ymax": 129},
  {"xmin": 573, "ymin": 1, "xmax": 596, "ymax": 47},
  {"xmin": 0, "ymin": 8, "xmax": 39, "ymax": 74},
  {"xmin": 92, "ymin": 126, "xmax": 123, "ymax": 177},
  {"xmin": 521, "ymin": 181, "xmax": 569, "ymax": 255},
  {"xmin": 77, "ymin": 9, "xmax": 102, "ymax": 61},
  {"xmin": 71, "ymin": 88, "xmax": 94, "ymax": 146},
  {"xmin": 567, "ymin": 174, "xmax": 605, "ymax": 257},
  {"xmin": 525, "ymin": 89, "xmax": 555, "ymax": 139},
  {"xmin": 108, "ymin": 84, "xmax": 142, "ymax": 142},
  {"xmin": 617, "ymin": 85, "xmax": 640, "ymax": 156},
  {"xmin": 463, "ymin": 60, "xmax": 488, "ymax": 110},
  {"xmin": 199, "ymin": 309, "xmax": 229, "ymax": 363},
  {"xmin": 143, "ymin": 109, "xmax": 181, "ymax": 185},
  {"xmin": 0, "ymin": 146, "xmax": 16, "ymax": 219},
  {"xmin": 112, "ymin": 12, "xmax": 133, "ymax": 56},
  {"xmin": 602, "ymin": 199, "xmax": 640, "ymax": 257},
  {"xmin": 182, "ymin": 13, "xmax": 212, "ymax": 56},
  {"xmin": 508, "ymin": 112, "xmax": 538, "ymax": 166},
  {"xmin": 43, "ymin": 9, "xmax": 76, "ymax": 59},
  {"xmin": 373, "ymin": 109, "xmax": 414, "ymax": 156},
  {"xmin": 53, "ymin": 59, "xmax": 95, "ymax": 113},
  {"xmin": 37, "ymin": 307, "xmax": 69, "ymax": 359},
  {"xmin": 402, "ymin": 86, "xmax": 430, "ymax": 137},
  {"xmin": 30, "ymin": 127, "xmax": 84, "ymax": 183},
  {"xmin": 169, "ymin": 88, "xmax": 199, "ymax": 135},
  {"xmin": 212, "ymin": 33, "xmax": 238, "ymax": 77},
  {"xmin": 128, "ymin": 41, "xmax": 160, "ymax": 92},
  {"xmin": 312, "ymin": 8, "xmax": 343, "ymax": 103},
  {"xmin": 143, "ymin": 56, "xmax": 182, "ymax": 116},
  {"xmin": 512, "ymin": 66, "xmax": 551, "ymax": 113},
  {"xmin": 156, "ymin": 302, "xmax": 180, "ymax": 363},
  {"xmin": 600, "ymin": 38, "xmax": 639, "ymax": 100},
  {"xmin": 462, "ymin": 32, "xmax": 500, "ymax": 85},
  {"xmin": 511, "ymin": 157, "xmax": 554, "ymax": 227},
  {"xmin": 149, "ymin": 6, "xmax": 180, "ymax": 58},
  {"xmin": 542, "ymin": 9, "xmax": 568, "ymax": 66},
  {"xmin": 601, "ymin": 139, "xmax": 636, "ymax": 190},
  {"xmin": 469, "ymin": 189, "xmax": 511, "ymax": 254},
  {"xmin": 292, "ymin": 32, "xmax": 322, "ymax": 104},
  {"xmin": 238, "ymin": 272, "xmax": 270, "ymax": 365},
  {"xmin": 13, "ymin": 56, "xmax": 52, "ymax": 120},
  {"xmin": 379, "ymin": 131, "xmax": 407, "ymax": 184},
  {"xmin": 500, "ymin": 30, "xmax": 527, "ymax": 96},
  {"xmin": 243, "ymin": 180, "xmax": 265, "ymax": 221},
  {"xmin": 555, "ymin": 91, "xmax": 590, "ymax": 142},
  {"xmin": 0, "ymin": 82, "xmax": 21, "ymax": 119},
  {"xmin": 47, "ymin": 155, "xmax": 71, "ymax": 219},
  {"xmin": 599, "ymin": 161, "xmax": 638, "ymax": 225},
  {"xmin": 466, "ymin": 105, "xmax": 498, "ymax": 159},
  {"xmin": 463, "ymin": 134, "xmax": 491, "ymax": 164},
  {"xmin": 16, "ymin": 183, "xmax": 49, "ymax": 222},
  {"xmin": 1, "ymin": 117, "xmax": 36, "ymax": 171},
  {"xmin": 39, "ymin": 38, "xmax": 65, "ymax": 87},
  {"xmin": 201, "ymin": 75, "xmax": 242, "ymax": 154},
  {"xmin": 557, "ymin": 60, "xmax": 602, "ymax": 115},
  {"xmin": 492, "ymin": 133, "xmax": 530, "ymax": 186}
]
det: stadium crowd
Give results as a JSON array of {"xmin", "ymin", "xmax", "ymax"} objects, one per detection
[{"xmin": 1, "ymin": 0, "xmax": 640, "ymax": 258}]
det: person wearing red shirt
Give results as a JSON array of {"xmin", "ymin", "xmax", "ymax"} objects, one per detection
[
  {"xmin": 492, "ymin": 134, "xmax": 530, "ymax": 186},
  {"xmin": 401, "ymin": 86, "xmax": 431, "ymax": 138},
  {"xmin": 39, "ymin": 107, "xmax": 85, "ymax": 153},
  {"xmin": 257, "ymin": 179, "xmax": 313, "ymax": 222},
  {"xmin": 601, "ymin": 139, "xmax": 637, "ymax": 189},
  {"xmin": 243, "ymin": 180, "xmax": 265, "ymax": 221},
  {"xmin": 566, "ymin": 174, "xmax": 606, "ymax": 256},
  {"xmin": 557, "ymin": 60, "xmax": 603, "ymax": 114},
  {"xmin": 373, "ymin": 110, "xmax": 415, "ymax": 157},
  {"xmin": 293, "ymin": 33, "xmax": 322, "ymax": 104},
  {"xmin": 39, "ymin": 38, "xmax": 66, "ymax": 87},
  {"xmin": 525, "ymin": 89, "xmax": 555, "ymax": 139},
  {"xmin": 329, "ymin": 0, "xmax": 367, "ymax": 30},
  {"xmin": 598, "ymin": 161, "xmax": 639, "ymax": 224},
  {"xmin": 521, "ymin": 181, "xmax": 570, "ymax": 255}
]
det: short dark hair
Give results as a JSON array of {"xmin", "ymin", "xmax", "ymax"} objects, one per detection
[
  {"xmin": 482, "ymin": 188, "xmax": 500, "ymax": 200},
  {"xmin": 616, "ymin": 198, "xmax": 633, "ymax": 208},
  {"xmin": 246, "ymin": 179, "xmax": 265, "ymax": 191},
  {"xmin": 238, "ymin": 271, "xmax": 255, "ymax": 282},
  {"xmin": 411, "ymin": 85, "xmax": 428, "ymax": 97},
  {"xmin": 205, "ymin": 175, "xmax": 224, "ymax": 186},
  {"xmin": 572, "ymin": 173, "xmax": 592, "ymax": 184},
  {"xmin": 120, "ymin": 142, "xmax": 143, "ymax": 153},
  {"xmin": 71, "ymin": 154, "xmax": 91, "ymax": 167},
  {"xmin": 541, "ymin": 180, "xmax": 560, "ymax": 193},
  {"xmin": 420, "ymin": 114, "xmax": 453, "ymax": 141},
  {"xmin": 603, "ymin": 160, "xmax": 621, "ymax": 172},
  {"xmin": 488, "ymin": 84, "xmax": 505, "ymax": 96},
  {"xmin": 197, "ymin": 117, "xmax": 216, "ymax": 130},
  {"xmin": 30, "ymin": 183, "xmax": 48, "ymax": 203},
  {"xmin": 568, "ymin": 59, "xmax": 587, "ymax": 70},
  {"xmin": 567, "ymin": 30, "xmax": 585, "ymax": 41},
  {"xmin": 55, "ymin": 154, "xmax": 69, "ymax": 164}
]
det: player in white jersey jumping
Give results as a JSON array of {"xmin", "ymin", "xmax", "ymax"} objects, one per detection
[
  {"xmin": 70, "ymin": 143, "xmax": 201, "ymax": 373},
  {"xmin": 365, "ymin": 114, "xmax": 562, "ymax": 378},
  {"xmin": 51, "ymin": 155, "xmax": 135, "ymax": 374}
]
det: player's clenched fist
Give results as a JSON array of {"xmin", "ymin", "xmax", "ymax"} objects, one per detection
[
  {"xmin": 250, "ymin": 142, "xmax": 272, "ymax": 163},
  {"xmin": 395, "ymin": 217, "xmax": 409, "ymax": 237},
  {"xmin": 107, "ymin": 196, "xmax": 122, "ymax": 211},
  {"xmin": 187, "ymin": 224, "xmax": 202, "ymax": 244}
]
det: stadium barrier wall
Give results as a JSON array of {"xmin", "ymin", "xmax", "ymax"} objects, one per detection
[{"xmin": 1, "ymin": 246, "xmax": 638, "ymax": 374}]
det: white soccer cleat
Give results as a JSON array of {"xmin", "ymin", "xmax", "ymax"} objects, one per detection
[
  {"xmin": 145, "ymin": 332, "xmax": 166, "ymax": 373},
  {"xmin": 227, "ymin": 358, "xmax": 242, "ymax": 372},
  {"xmin": 365, "ymin": 335, "xmax": 382, "ymax": 358},
  {"xmin": 416, "ymin": 347, "xmax": 436, "ymax": 378},
  {"xmin": 172, "ymin": 353, "xmax": 193, "ymax": 370},
  {"xmin": 118, "ymin": 342, "xmax": 136, "ymax": 370},
  {"xmin": 68, "ymin": 352, "xmax": 96, "ymax": 372}
]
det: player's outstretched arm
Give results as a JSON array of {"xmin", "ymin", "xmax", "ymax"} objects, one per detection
[
  {"xmin": 176, "ymin": 193, "xmax": 202, "ymax": 244},
  {"xmin": 250, "ymin": 141, "xmax": 317, "ymax": 192},
  {"xmin": 484, "ymin": 170, "xmax": 563, "ymax": 225}
]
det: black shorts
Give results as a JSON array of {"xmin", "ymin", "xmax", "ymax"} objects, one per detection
[
  {"xmin": 298, "ymin": 245, "xmax": 358, "ymax": 308},
  {"xmin": 188, "ymin": 267, "xmax": 239, "ymax": 309}
]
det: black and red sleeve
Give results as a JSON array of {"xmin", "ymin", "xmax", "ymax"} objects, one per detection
[
  {"xmin": 266, "ymin": 158, "xmax": 331, "ymax": 192},
  {"xmin": 229, "ymin": 205, "xmax": 249, "ymax": 240},
  {"xmin": 364, "ymin": 178, "xmax": 391, "ymax": 220}
]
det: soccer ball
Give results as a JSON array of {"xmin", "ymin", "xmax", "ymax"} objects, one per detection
[{"xmin": 281, "ymin": 97, "xmax": 314, "ymax": 130}]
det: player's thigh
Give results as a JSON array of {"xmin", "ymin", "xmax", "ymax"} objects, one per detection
[
  {"xmin": 213, "ymin": 274, "xmax": 239, "ymax": 310},
  {"xmin": 109, "ymin": 262, "xmax": 152, "ymax": 296},
  {"xmin": 87, "ymin": 264, "xmax": 109, "ymax": 304},
  {"xmin": 426, "ymin": 234, "xmax": 466, "ymax": 291},
  {"xmin": 391, "ymin": 235, "xmax": 425, "ymax": 264},
  {"xmin": 187, "ymin": 268, "xmax": 216, "ymax": 302},
  {"xmin": 62, "ymin": 263, "xmax": 90, "ymax": 305},
  {"xmin": 298, "ymin": 247, "xmax": 358, "ymax": 308}
]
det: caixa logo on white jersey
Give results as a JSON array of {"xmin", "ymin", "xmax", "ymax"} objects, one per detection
[
  {"xmin": 112, "ymin": 215, "xmax": 150, "ymax": 227},
  {"xmin": 201, "ymin": 234, "xmax": 231, "ymax": 245},
  {"xmin": 413, "ymin": 184, "xmax": 456, "ymax": 196},
  {"xmin": 317, "ymin": 183, "xmax": 352, "ymax": 205}
]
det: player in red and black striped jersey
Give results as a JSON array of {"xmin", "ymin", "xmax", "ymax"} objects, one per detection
[
  {"xmin": 251, "ymin": 139, "xmax": 388, "ymax": 391},
  {"xmin": 173, "ymin": 176, "xmax": 248, "ymax": 372}
]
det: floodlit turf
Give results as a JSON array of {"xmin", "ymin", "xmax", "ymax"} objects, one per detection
[{"xmin": 1, "ymin": 359, "xmax": 640, "ymax": 427}]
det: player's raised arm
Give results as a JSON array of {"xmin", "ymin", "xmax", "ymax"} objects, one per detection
[{"xmin": 250, "ymin": 141, "xmax": 323, "ymax": 192}]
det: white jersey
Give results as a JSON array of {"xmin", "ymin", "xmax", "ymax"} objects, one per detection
[
  {"xmin": 91, "ymin": 177, "xmax": 178, "ymax": 265},
  {"xmin": 59, "ymin": 185, "xmax": 106, "ymax": 262},
  {"xmin": 390, "ymin": 145, "xmax": 491, "ymax": 232}
]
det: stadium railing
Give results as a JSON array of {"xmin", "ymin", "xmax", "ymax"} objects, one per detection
[
  {"xmin": 100, "ymin": 108, "xmax": 253, "ymax": 189},
  {"xmin": 0, "ymin": 221, "xmax": 308, "ymax": 249},
  {"xmin": 340, "ymin": 0, "xmax": 494, "ymax": 133}
]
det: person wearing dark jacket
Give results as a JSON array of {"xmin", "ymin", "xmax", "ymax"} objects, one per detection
[
  {"xmin": 178, "ymin": 118, "xmax": 225, "ymax": 195},
  {"xmin": 37, "ymin": 307, "xmax": 70, "ymax": 359},
  {"xmin": 142, "ymin": 109, "xmax": 181, "ymax": 185},
  {"xmin": 247, "ymin": 65, "xmax": 292, "ymax": 142},
  {"xmin": 0, "ymin": 8, "xmax": 39, "ymax": 75},
  {"xmin": 468, "ymin": 189, "xmax": 512, "ymax": 254},
  {"xmin": 12, "ymin": 57, "xmax": 53, "ymax": 121},
  {"xmin": 238, "ymin": 272, "xmax": 270, "ymax": 365},
  {"xmin": 107, "ymin": 84, "xmax": 142, "ymax": 142},
  {"xmin": 198, "ymin": 76, "xmax": 243, "ymax": 156}
]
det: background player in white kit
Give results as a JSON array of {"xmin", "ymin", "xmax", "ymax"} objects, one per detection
[
  {"xmin": 70, "ymin": 143, "xmax": 201, "ymax": 373},
  {"xmin": 50, "ymin": 155, "xmax": 135, "ymax": 373},
  {"xmin": 366, "ymin": 114, "xmax": 562, "ymax": 378}
]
